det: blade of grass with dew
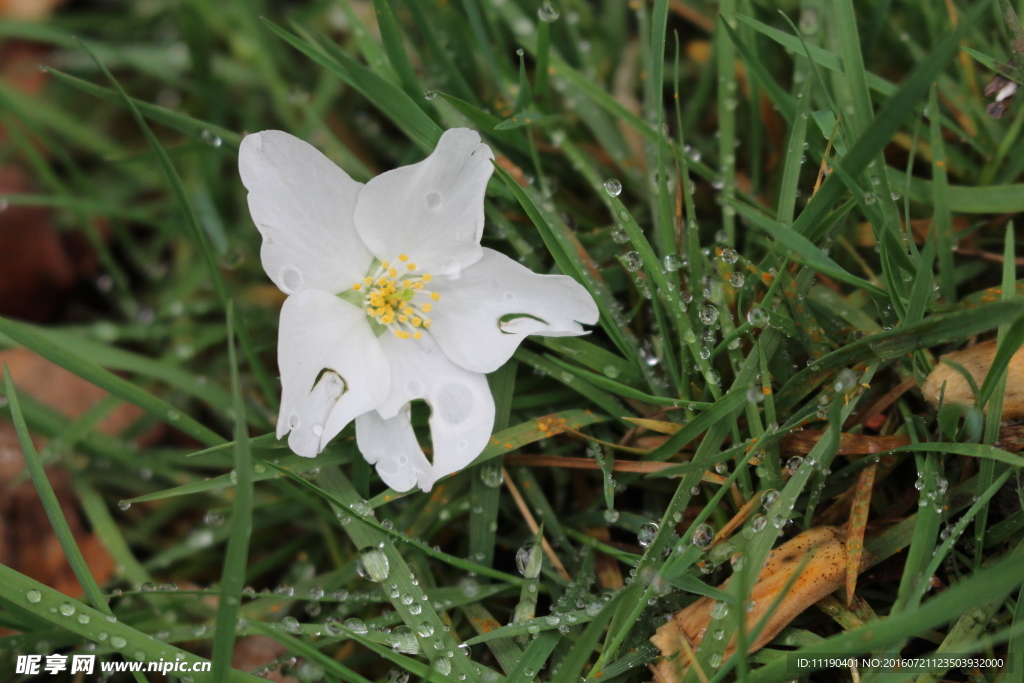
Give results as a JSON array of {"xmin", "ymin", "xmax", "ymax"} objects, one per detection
[
  {"xmin": 774, "ymin": 299, "xmax": 1024, "ymax": 410},
  {"xmin": 515, "ymin": 348, "xmax": 631, "ymax": 420},
  {"xmin": 78, "ymin": 39, "xmax": 278, "ymax": 412},
  {"xmin": 246, "ymin": 621, "xmax": 377, "ymax": 683},
  {"xmin": 370, "ymin": 0, "xmax": 422, "ymax": 102},
  {"xmin": 729, "ymin": 200, "xmax": 886, "ymax": 295},
  {"xmin": 211, "ymin": 304, "xmax": 255, "ymax": 680},
  {"xmin": 3, "ymin": 365, "xmax": 117, "ymax": 616},
  {"xmin": 464, "ymin": 602, "xmax": 524, "ymax": 674},
  {"xmin": 261, "ymin": 20, "xmax": 441, "ymax": 152},
  {"xmin": 312, "ymin": 468, "xmax": 516, "ymax": 676},
  {"xmin": 469, "ymin": 359, "xmax": 516, "ymax": 569},
  {"xmin": 0, "ymin": 315, "xmax": 224, "ymax": 446},
  {"xmin": 538, "ymin": 337, "xmax": 646, "ymax": 389},
  {"xmin": 789, "ymin": 0, "xmax": 992, "ymax": 242},
  {"xmin": 511, "ymin": 525, "xmax": 545, "ymax": 647},
  {"xmin": 0, "ymin": 565, "xmax": 267, "ymax": 682},
  {"xmin": 128, "ymin": 447, "xmax": 351, "ymax": 503},
  {"xmin": 365, "ymin": 409, "xmax": 606, "ymax": 508},
  {"xmin": 45, "ymin": 68, "xmax": 241, "ymax": 148},
  {"xmin": 552, "ymin": 590, "xmax": 624, "ymax": 683}
]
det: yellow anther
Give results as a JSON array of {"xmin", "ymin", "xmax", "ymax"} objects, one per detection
[
  {"xmin": 388, "ymin": 268, "xmax": 397, "ymax": 278},
  {"xmin": 422, "ymin": 303, "xmax": 432, "ymax": 312},
  {"xmin": 413, "ymin": 282, "xmax": 424, "ymax": 289},
  {"xmin": 399, "ymin": 254, "xmax": 408, "ymax": 262},
  {"xmin": 364, "ymin": 277, "xmax": 373, "ymax": 285},
  {"xmin": 377, "ymin": 277, "xmax": 387, "ymax": 286},
  {"xmin": 431, "ymin": 292, "xmax": 440, "ymax": 301},
  {"xmin": 399, "ymin": 315, "xmax": 409, "ymax": 323},
  {"xmin": 424, "ymin": 319, "xmax": 432, "ymax": 328},
  {"xmin": 396, "ymin": 330, "xmax": 411, "ymax": 339},
  {"xmin": 422, "ymin": 274, "xmax": 432, "ymax": 282},
  {"xmin": 381, "ymin": 260, "xmax": 390, "ymax": 269},
  {"xmin": 412, "ymin": 317, "xmax": 422, "ymax": 327},
  {"xmin": 407, "ymin": 263, "xmax": 417, "ymax": 271},
  {"xmin": 403, "ymin": 307, "xmax": 413, "ymax": 315},
  {"xmin": 353, "ymin": 283, "xmax": 362, "ymax": 290},
  {"xmin": 413, "ymin": 331, "xmax": 422, "ymax": 339}
]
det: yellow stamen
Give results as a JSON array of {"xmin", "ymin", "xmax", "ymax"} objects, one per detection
[
  {"xmin": 424, "ymin": 319, "xmax": 432, "ymax": 328},
  {"xmin": 353, "ymin": 283, "xmax": 362, "ymax": 290},
  {"xmin": 398, "ymin": 254, "xmax": 408, "ymax": 262},
  {"xmin": 412, "ymin": 317, "xmax": 422, "ymax": 327},
  {"xmin": 413, "ymin": 331, "xmax": 422, "ymax": 339},
  {"xmin": 407, "ymin": 263, "xmax": 416, "ymax": 270},
  {"xmin": 431, "ymin": 292, "xmax": 440, "ymax": 301},
  {"xmin": 422, "ymin": 303, "xmax": 432, "ymax": 312},
  {"xmin": 381, "ymin": 260, "xmax": 390, "ymax": 269},
  {"xmin": 388, "ymin": 268, "xmax": 397, "ymax": 278},
  {"xmin": 422, "ymin": 274, "xmax": 432, "ymax": 283},
  {"xmin": 364, "ymin": 277, "xmax": 373, "ymax": 285}
]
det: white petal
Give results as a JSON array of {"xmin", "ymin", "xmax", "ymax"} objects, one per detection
[
  {"xmin": 428, "ymin": 248, "xmax": 600, "ymax": 373},
  {"xmin": 277, "ymin": 290, "xmax": 389, "ymax": 456},
  {"xmin": 355, "ymin": 406, "xmax": 432, "ymax": 492},
  {"xmin": 372, "ymin": 333, "xmax": 495, "ymax": 491},
  {"xmin": 240, "ymin": 130, "xmax": 372, "ymax": 295},
  {"xmin": 353, "ymin": 128, "xmax": 493, "ymax": 276}
]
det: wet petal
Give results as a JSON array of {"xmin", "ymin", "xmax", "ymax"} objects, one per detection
[
  {"xmin": 353, "ymin": 128, "xmax": 493, "ymax": 277},
  {"xmin": 429, "ymin": 248, "xmax": 599, "ymax": 373},
  {"xmin": 355, "ymin": 406, "xmax": 432, "ymax": 492},
  {"xmin": 240, "ymin": 130, "xmax": 372, "ymax": 295},
  {"xmin": 277, "ymin": 290, "xmax": 389, "ymax": 455},
  {"xmin": 372, "ymin": 333, "xmax": 495, "ymax": 491}
]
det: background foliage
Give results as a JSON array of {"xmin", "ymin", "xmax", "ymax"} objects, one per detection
[{"xmin": 0, "ymin": 0, "xmax": 1023, "ymax": 681}]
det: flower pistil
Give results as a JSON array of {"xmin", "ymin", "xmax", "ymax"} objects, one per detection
[{"xmin": 353, "ymin": 254, "xmax": 438, "ymax": 339}]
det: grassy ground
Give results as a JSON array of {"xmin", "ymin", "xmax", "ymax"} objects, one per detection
[{"xmin": 1, "ymin": 0, "xmax": 1023, "ymax": 681}]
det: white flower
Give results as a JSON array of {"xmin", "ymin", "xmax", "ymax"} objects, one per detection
[{"xmin": 239, "ymin": 128, "xmax": 599, "ymax": 492}]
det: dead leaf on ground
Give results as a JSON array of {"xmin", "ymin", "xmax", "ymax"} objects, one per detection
[{"xmin": 922, "ymin": 339, "xmax": 1024, "ymax": 419}]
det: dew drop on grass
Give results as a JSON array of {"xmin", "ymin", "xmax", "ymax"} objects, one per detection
[
  {"xmin": 662, "ymin": 254, "xmax": 683, "ymax": 272},
  {"xmin": 538, "ymin": 0, "xmax": 559, "ymax": 22},
  {"xmin": 344, "ymin": 618, "xmax": 368, "ymax": 634},
  {"xmin": 720, "ymin": 248, "xmax": 738, "ymax": 264},
  {"xmin": 691, "ymin": 523, "xmax": 714, "ymax": 549},
  {"xmin": 515, "ymin": 543, "xmax": 538, "ymax": 576},
  {"xmin": 746, "ymin": 307, "xmax": 769, "ymax": 328},
  {"xmin": 356, "ymin": 548, "xmax": 390, "ymax": 582},
  {"xmin": 77, "ymin": 613, "xmax": 90, "ymax": 624},
  {"xmin": 603, "ymin": 508, "xmax": 620, "ymax": 524},
  {"xmin": 59, "ymin": 603, "xmax": 75, "ymax": 616},
  {"xmin": 698, "ymin": 305, "xmax": 719, "ymax": 325},
  {"xmin": 26, "ymin": 590, "xmax": 41, "ymax": 603},
  {"xmin": 760, "ymin": 489, "xmax": 779, "ymax": 510},
  {"xmin": 282, "ymin": 617, "xmax": 301, "ymax": 633},
  {"xmin": 433, "ymin": 658, "xmax": 452, "ymax": 675},
  {"xmin": 388, "ymin": 667, "xmax": 410, "ymax": 683},
  {"xmin": 637, "ymin": 522, "xmax": 659, "ymax": 547},
  {"xmin": 710, "ymin": 601, "xmax": 729, "ymax": 620},
  {"xmin": 785, "ymin": 456, "xmax": 804, "ymax": 474},
  {"xmin": 423, "ymin": 89, "xmax": 437, "ymax": 101},
  {"xmin": 110, "ymin": 636, "xmax": 127, "ymax": 649},
  {"xmin": 118, "ymin": 500, "xmax": 131, "ymax": 511},
  {"xmin": 621, "ymin": 251, "xmax": 643, "ymax": 271},
  {"xmin": 603, "ymin": 178, "xmax": 622, "ymax": 196},
  {"xmin": 602, "ymin": 364, "xmax": 620, "ymax": 379},
  {"xmin": 746, "ymin": 386, "xmax": 764, "ymax": 403},
  {"xmin": 458, "ymin": 576, "xmax": 480, "ymax": 597},
  {"xmin": 479, "ymin": 467, "xmax": 503, "ymax": 487},
  {"xmin": 325, "ymin": 617, "xmax": 342, "ymax": 636}
]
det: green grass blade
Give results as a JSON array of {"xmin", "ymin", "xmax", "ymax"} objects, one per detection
[
  {"xmin": 211, "ymin": 304, "xmax": 255, "ymax": 679},
  {"xmin": 0, "ymin": 315, "xmax": 224, "ymax": 446}
]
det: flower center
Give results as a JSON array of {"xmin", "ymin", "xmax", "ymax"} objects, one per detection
[{"xmin": 352, "ymin": 254, "xmax": 439, "ymax": 340}]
